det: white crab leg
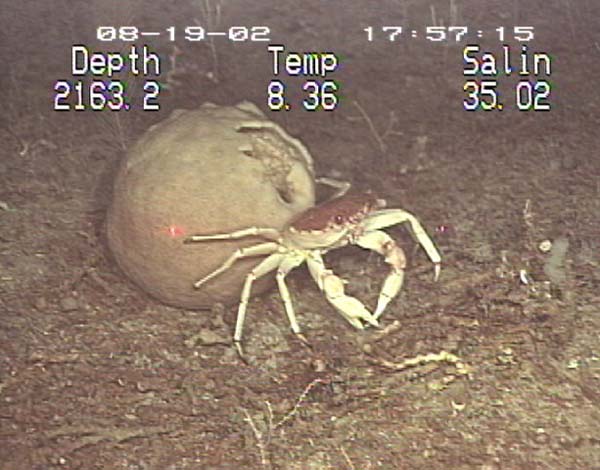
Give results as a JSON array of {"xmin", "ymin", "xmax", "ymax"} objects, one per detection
[
  {"xmin": 363, "ymin": 209, "xmax": 441, "ymax": 281},
  {"xmin": 306, "ymin": 252, "xmax": 379, "ymax": 329},
  {"xmin": 234, "ymin": 253, "xmax": 286, "ymax": 344},
  {"xmin": 275, "ymin": 253, "xmax": 308, "ymax": 335},
  {"xmin": 315, "ymin": 177, "xmax": 351, "ymax": 199},
  {"xmin": 191, "ymin": 242, "xmax": 280, "ymax": 288},
  {"xmin": 355, "ymin": 230, "xmax": 406, "ymax": 320},
  {"xmin": 185, "ymin": 227, "xmax": 281, "ymax": 242}
]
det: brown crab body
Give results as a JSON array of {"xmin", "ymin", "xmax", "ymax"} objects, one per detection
[{"xmin": 282, "ymin": 191, "xmax": 385, "ymax": 250}]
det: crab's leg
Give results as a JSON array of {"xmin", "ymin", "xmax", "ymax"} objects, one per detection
[
  {"xmin": 355, "ymin": 230, "xmax": 406, "ymax": 320},
  {"xmin": 315, "ymin": 177, "xmax": 351, "ymax": 199},
  {"xmin": 363, "ymin": 209, "xmax": 441, "ymax": 281},
  {"xmin": 306, "ymin": 252, "xmax": 379, "ymax": 329},
  {"xmin": 185, "ymin": 227, "xmax": 281, "ymax": 243},
  {"xmin": 234, "ymin": 253, "xmax": 286, "ymax": 347},
  {"xmin": 190, "ymin": 242, "xmax": 279, "ymax": 288},
  {"xmin": 274, "ymin": 253, "xmax": 308, "ymax": 336}
]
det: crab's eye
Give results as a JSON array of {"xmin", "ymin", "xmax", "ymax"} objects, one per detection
[{"xmin": 334, "ymin": 215, "xmax": 344, "ymax": 224}]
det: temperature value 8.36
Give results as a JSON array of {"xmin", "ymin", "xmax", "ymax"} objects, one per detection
[{"xmin": 267, "ymin": 79, "xmax": 339, "ymax": 111}]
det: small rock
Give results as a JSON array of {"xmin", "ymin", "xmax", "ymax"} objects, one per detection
[
  {"xmin": 203, "ymin": 378, "xmax": 216, "ymax": 391},
  {"xmin": 312, "ymin": 358, "xmax": 327, "ymax": 372},
  {"xmin": 60, "ymin": 296, "xmax": 78, "ymax": 312},
  {"xmin": 34, "ymin": 297, "xmax": 48, "ymax": 310},
  {"xmin": 188, "ymin": 328, "xmax": 228, "ymax": 346}
]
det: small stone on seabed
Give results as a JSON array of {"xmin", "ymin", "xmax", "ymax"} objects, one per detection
[
  {"xmin": 312, "ymin": 358, "xmax": 327, "ymax": 372},
  {"xmin": 187, "ymin": 328, "xmax": 228, "ymax": 346},
  {"xmin": 60, "ymin": 297, "xmax": 78, "ymax": 312}
]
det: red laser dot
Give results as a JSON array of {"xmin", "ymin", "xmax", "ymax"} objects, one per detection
[{"xmin": 167, "ymin": 225, "xmax": 185, "ymax": 237}]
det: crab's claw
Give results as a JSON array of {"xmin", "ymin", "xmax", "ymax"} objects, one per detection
[
  {"xmin": 308, "ymin": 261, "xmax": 379, "ymax": 329},
  {"xmin": 327, "ymin": 294, "xmax": 379, "ymax": 330}
]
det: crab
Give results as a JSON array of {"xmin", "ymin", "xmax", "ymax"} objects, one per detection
[{"xmin": 184, "ymin": 188, "xmax": 441, "ymax": 351}]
